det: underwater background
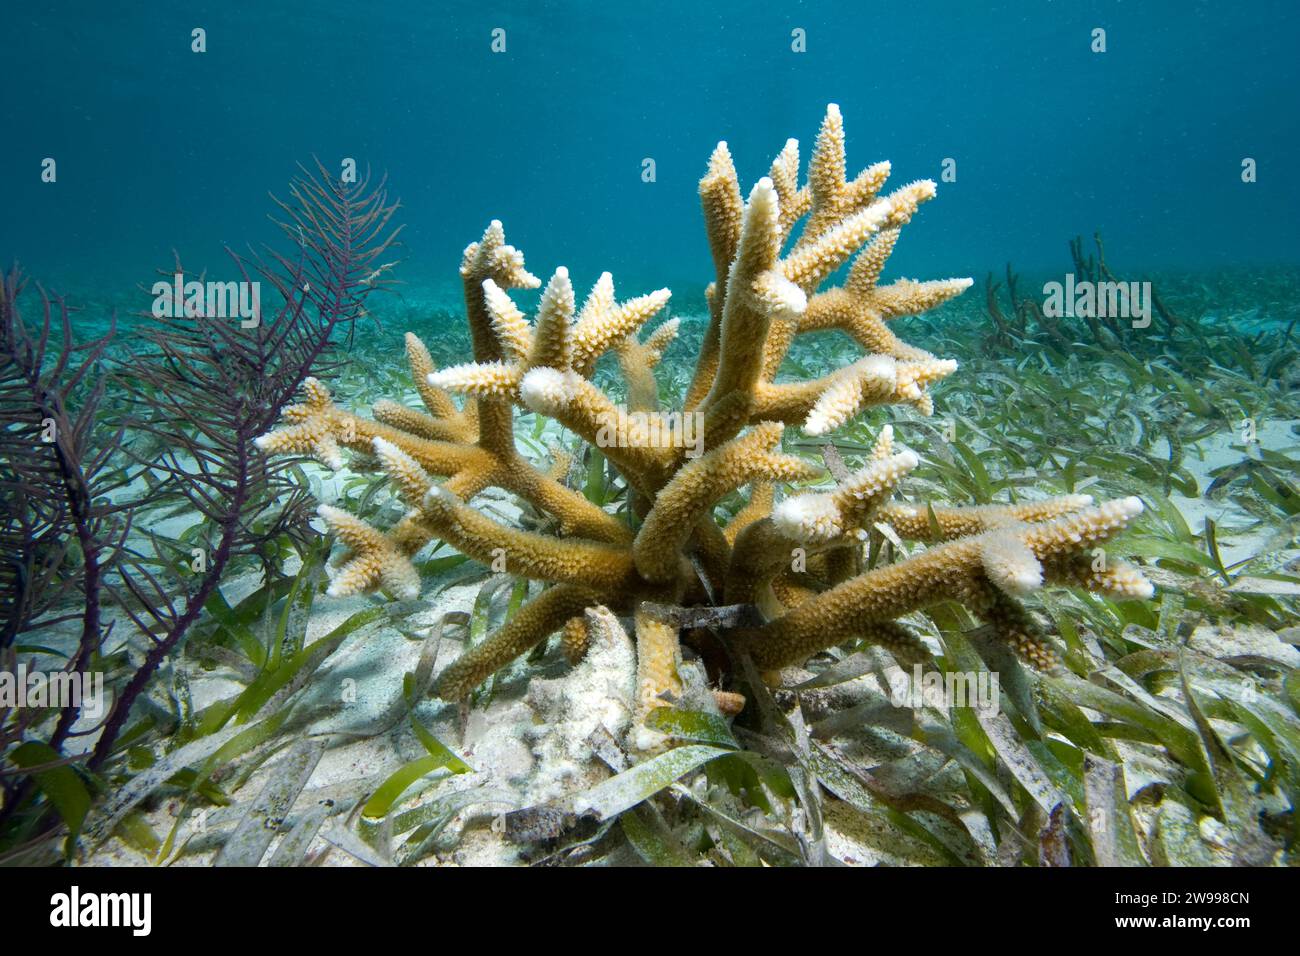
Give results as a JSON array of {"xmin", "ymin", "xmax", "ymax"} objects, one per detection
[
  {"xmin": 3, "ymin": 1, "xmax": 1300, "ymax": 870},
  {"xmin": 5, "ymin": 0, "xmax": 1299, "ymax": 301}
]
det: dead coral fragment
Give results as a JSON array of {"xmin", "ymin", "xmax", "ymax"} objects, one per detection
[{"xmin": 256, "ymin": 106, "xmax": 1151, "ymax": 718}]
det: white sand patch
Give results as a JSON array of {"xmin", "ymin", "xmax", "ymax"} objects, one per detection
[{"xmin": 1167, "ymin": 417, "xmax": 1299, "ymax": 568}]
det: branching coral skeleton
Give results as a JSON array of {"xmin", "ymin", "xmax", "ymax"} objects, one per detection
[{"xmin": 257, "ymin": 106, "xmax": 1153, "ymax": 741}]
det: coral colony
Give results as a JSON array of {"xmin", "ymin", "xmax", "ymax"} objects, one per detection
[{"xmin": 257, "ymin": 106, "xmax": 1153, "ymax": 744}]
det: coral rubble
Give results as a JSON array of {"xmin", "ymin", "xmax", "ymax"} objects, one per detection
[{"xmin": 256, "ymin": 106, "xmax": 1153, "ymax": 730}]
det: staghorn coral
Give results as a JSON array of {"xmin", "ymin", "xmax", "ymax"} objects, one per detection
[{"xmin": 256, "ymin": 106, "xmax": 1152, "ymax": 736}]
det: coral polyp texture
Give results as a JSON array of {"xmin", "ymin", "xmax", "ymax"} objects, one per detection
[{"xmin": 256, "ymin": 105, "xmax": 1152, "ymax": 723}]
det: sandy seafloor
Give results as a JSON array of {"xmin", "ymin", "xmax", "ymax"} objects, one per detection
[{"xmin": 62, "ymin": 309, "xmax": 1300, "ymax": 867}]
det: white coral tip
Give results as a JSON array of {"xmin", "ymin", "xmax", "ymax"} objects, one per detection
[
  {"xmin": 772, "ymin": 494, "xmax": 840, "ymax": 543},
  {"xmin": 520, "ymin": 367, "xmax": 573, "ymax": 414},
  {"xmin": 762, "ymin": 273, "xmax": 808, "ymax": 318},
  {"xmin": 383, "ymin": 568, "xmax": 421, "ymax": 601},
  {"xmin": 371, "ymin": 437, "xmax": 415, "ymax": 473},
  {"xmin": 802, "ymin": 413, "xmax": 832, "ymax": 437},
  {"xmin": 1000, "ymin": 566, "xmax": 1043, "ymax": 596},
  {"xmin": 982, "ymin": 533, "xmax": 1044, "ymax": 597},
  {"xmin": 423, "ymin": 484, "xmax": 455, "ymax": 510},
  {"xmin": 862, "ymin": 354, "xmax": 899, "ymax": 382},
  {"xmin": 1050, "ymin": 494, "xmax": 1094, "ymax": 514},
  {"xmin": 908, "ymin": 179, "xmax": 938, "ymax": 201},
  {"xmin": 749, "ymin": 176, "xmax": 778, "ymax": 211},
  {"xmin": 1118, "ymin": 495, "xmax": 1144, "ymax": 517}
]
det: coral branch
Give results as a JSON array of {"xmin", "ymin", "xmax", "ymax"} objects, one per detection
[
  {"xmin": 434, "ymin": 584, "xmax": 598, "ymax": 700},
  {"xmin": 253, "ymin": 106, "xmax": 1153, "ymax": 727},
  {"xmin": 737, "ymin": 498, "xmax": 1148, "ymax": 669}
]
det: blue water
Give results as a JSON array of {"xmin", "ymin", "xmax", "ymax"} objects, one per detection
[{"xmin": 4, "ymin": 1, "xmax": 1298, "ymax": 305}]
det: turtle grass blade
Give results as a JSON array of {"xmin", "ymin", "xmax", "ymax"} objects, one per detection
[
  {"xmin": 361, "ymin": 716, "xmax": 470, "ymax": 819},
  {"xmin": 572, "ymin": 745, "xmax": 733, "ymax": 821},
  {"xmin": 1177, "ymin": 654, "xmax": 1277, "ymax": 864},
  {"xmin": 214, "ymin": 738, "xmax": 324, "ymax": 866},
  {"xmin": 619, "ymin": 803, "xmax": 696, "ymax": 866},
  {"xmin": 1082, "ymin": 755, "xmax": 1146, "ymax": 866}
]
